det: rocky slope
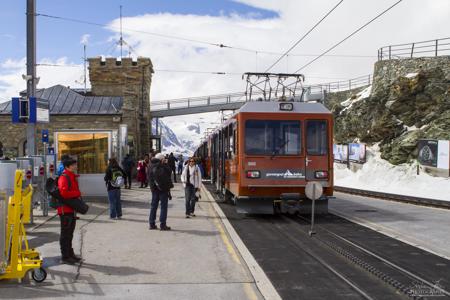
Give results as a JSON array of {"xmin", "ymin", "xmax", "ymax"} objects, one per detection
[{"xmin": 327, "ymin": 56, "xmax": 450, "ymax": 165}]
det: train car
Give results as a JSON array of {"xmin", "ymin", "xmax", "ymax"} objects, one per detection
[{"xmin": 195, "ymin": 100, "xmax": 333, "ymax": 214}]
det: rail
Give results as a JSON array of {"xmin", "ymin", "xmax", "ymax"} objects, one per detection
[
  {"xmin": 334, "ymin": 186, "xmax": 450, "ymax": 209},
  {"xmin": 378, "ymin": 37, "xmax": 450, "ymax": 60}
]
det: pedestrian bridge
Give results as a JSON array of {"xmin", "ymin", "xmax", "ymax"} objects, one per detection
[{"xmin": 149, "ymin": 74, "xmax": 372, "ymax": 118}]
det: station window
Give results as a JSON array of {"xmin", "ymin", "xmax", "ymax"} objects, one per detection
[
  {"xmin": 245, "ymin": 120, "xmax": 301, "ymax": 155},
  {"xmin": 57, "ymin": 133, "xmax": 109, "ymax": 174},
  {"xmin": 306, "ymin": 120, "xmax": 328, "ymax": 155}
]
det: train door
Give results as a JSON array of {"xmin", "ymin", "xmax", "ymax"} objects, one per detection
[{"xmin": 305, "ymin": 120, "xmax": 329, "ymax": 182}]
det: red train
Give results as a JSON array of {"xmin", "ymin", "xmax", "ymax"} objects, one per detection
[{"xmin": 194, "ymin": 101, "xmax": 333, "ymax": 214}]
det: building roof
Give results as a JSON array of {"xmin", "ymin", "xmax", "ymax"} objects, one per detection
[
  {"xmin": 0, "ymin": 85, "xmax": 123, "ymax": 115},
  {"xmin": 238, "ymin": 101, "xmax": 331, "ymax": 114}
]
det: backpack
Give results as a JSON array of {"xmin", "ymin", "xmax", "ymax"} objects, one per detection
[
  {"xmin": 152, "ymin": 165, "xmax": 173, "ymax": 192},
  {"xmin": 110, "ymin": 168, "xmax": 124, "ymax": 188},
  {"xmin": 45, "ymin": 174, "xmax": 71, "ymax": 209}
]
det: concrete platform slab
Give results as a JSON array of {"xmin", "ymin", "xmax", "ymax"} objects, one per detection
[
  {"xmin": 0, "ymin": 183, "xmax": 263, "ymax": 300},
  {"xmin": 330, "ymin": 192, "xmax": 450, "ymax": 260}
]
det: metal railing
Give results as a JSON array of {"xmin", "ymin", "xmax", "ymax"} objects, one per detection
[
  {"xmin": 378, "ymin": 37, "xmax": 450, "ymax": 60},
  {"xmin": 309, "ymin": 74, "xmax": 372, "ymax": 94}
]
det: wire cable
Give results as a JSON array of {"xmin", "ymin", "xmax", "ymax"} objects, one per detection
[
  {"xmin": 293, "ymin": 0, "xmax": 403, "ymax": 73},
  {"xmin": 36, "ymin": 12, "xmax": 375, "ymax": 59},
  {"xmin": 264, "ymin": 0, "xmax": 344, "ymax": 72}
]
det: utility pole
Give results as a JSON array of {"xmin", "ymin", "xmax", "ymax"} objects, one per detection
[
  {"xmin": 119, "ymin": 5, "xmax": 123, "ymax": 58},
  {"xmin": 26, "ymin": 0, "xmax": 36, "ymax": 156},
  {"xmin": 83, "ymin": 44, "xmax": 87, "ymax": 93}
]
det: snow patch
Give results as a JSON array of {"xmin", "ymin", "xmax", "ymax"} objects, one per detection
[
  {"xmin": 405, "ymin": 72, "xmax": 418, "ymax": 78},
  {"xmin": 340, "ymin": 85, "xmax": 372, "ymax": 113},
  {"xmin": 334, "ymin": 145, "xmax": 450, "ymax": 202}
]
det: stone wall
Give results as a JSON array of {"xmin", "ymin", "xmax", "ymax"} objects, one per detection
[
  {"xmin": 0, "ymin": 115, "xmax": 120, "ymax": 157},
  {"xmin": 88, "ymin": 57, "xmax": 154, "ymax": 157}
]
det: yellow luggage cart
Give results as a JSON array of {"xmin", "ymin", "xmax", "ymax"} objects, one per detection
[{"xmin": 0, "ymin": 170, "xmax": 46, "ymax": 283}]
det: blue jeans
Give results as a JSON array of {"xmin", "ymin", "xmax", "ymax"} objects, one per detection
[
  {"xmin": 149, "ymin": 190, "xmax": 169, "ymax": 226},
  {"xmin": 185, "ymin": 185, "xmax": 197, "ymax": 215},
  {"xmin": 108, "ymin": 189, "xmax": 122, "ymax": 218}
]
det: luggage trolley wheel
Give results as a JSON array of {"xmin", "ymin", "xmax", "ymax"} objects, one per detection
[{"xmin": 31, "ymin": 267, "xmax": 47, "ymax": 283}]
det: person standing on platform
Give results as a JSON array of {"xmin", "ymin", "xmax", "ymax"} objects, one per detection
[
  {"xmin": 104, "ymin": 158, "xmax": 126, "ymax": 220},
  {"xmin": 148, "ymin": 153, "xmax": 173, "ymax": 231},
  {"xmin": 181, "ymin": 157, "xmax": 202, "ymax": 218},
  {"xmin": 167, "ymin": 152, "xmax": 178, "ymax": 183},
  {"xmin": 58, "ymin": 157, "xmax": 82, "ymax": 264},
  {"xmin": 177, "ymin": 154, "xmax": 184, "ymax": 175},
  {"xmin": 137, "ymin": 154, "xmax": 149, "ymax": 188},
  {"xmin": 121, "ymin": 154, "xmax": 135, "ymax": 189}
]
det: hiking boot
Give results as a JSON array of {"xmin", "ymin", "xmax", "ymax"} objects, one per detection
[
  {"xmin": 190, "ymin": 213, "xmax": 196, "ymax": 217},
  {"xmin": 71, "ymin": 254, "xmax": 82, "ymax": 262},
  {"xmin": 149, "ymin": 224, "xmax": 158, "ymax": 230},
  {"xmin": 160, "ymin": 225, "xmax": 171, "ymax": 231},
  {"xmin": 61, "ymin": 256, "xmax": 78, "ymax": 265},
  {"xmin": 185, "ymin": 215, "xmax": 190, "ymax": 219}
]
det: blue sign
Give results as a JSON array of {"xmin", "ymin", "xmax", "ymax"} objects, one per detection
[
  {"xmin": 42, "ymin": 129, "xmax": 49, "ymax": 143},
  {"xmin": 47, "ymin": 147, "xmax": 55, "ymax": 155}
]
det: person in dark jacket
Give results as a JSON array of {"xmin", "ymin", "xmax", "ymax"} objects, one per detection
[
  {"xmin": 148, "ymin": 153, "xmax": 173, "ymax": 231},
  {"xmin": 121, "ymin": 154, "xmax": 135, "ymax": 189},
  {"xmin": 104, "ymin": 158, "xmax": 126, "ymax": 220},
  {"xmin": 58, "ymin": 156, "xmax": 82, "ymax": 264},
  {"xmin": 167, "ymin": 152, "xmax": 178, "ymax": 183}
]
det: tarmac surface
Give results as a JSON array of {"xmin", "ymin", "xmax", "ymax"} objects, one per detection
[
  {"xmin": 330, "ymin": 192, "xmax": 450, "ymax": 259},
  {"xmin": 0, "ymin": 181, "xmax": 263, "ymax": 300}
]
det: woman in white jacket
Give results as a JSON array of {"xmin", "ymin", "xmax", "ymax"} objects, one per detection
[{"xmin": 181, "ymin": 157, "xmax": 202, "ymax": 218}]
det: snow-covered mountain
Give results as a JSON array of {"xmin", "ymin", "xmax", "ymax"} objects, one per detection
[{"xmin": 152, "ymin": 112, "xmax": 221, "ymax": 155}]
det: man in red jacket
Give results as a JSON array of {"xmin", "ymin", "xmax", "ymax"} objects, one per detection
[{"xmin": 58, "ymin": 157, "xmax": 82, "ymax": 264}]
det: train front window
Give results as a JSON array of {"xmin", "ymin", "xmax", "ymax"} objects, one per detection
[
  {"xmin": 306, "ymin": 120, "xmax": 328, "ymax": 155},
  {"xmin": 245, "ymin": 120, "xmax": 301, "ymax": 155}
]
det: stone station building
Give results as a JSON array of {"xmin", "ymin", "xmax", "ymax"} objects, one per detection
[{"xmin": 0, "ymin": 57, "xmax": 154, "ymax": 160}]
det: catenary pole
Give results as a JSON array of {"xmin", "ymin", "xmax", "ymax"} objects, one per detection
[{"xmin": 26, "ymin": 0, "xmax": 36, "ymax": 156}]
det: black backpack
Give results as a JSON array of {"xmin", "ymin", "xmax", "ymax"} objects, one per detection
[
  {"xmin": 153, "ymin": 165, "xmax": 173, "ymax": 192},
  {"xmin": 46, "ymin": 174, "xmax": 71, "ymax": 209}
]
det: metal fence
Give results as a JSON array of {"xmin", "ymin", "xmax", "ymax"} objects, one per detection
[
  {"xmin": 308, "ymin": 74, "xmax": 372, "ymax": 94},
  {"xmin": 378, "ymin": 37, "xmax": 450, "ymax": 60}
]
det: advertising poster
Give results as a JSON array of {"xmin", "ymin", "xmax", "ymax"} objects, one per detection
[
  {"xmin": 437, "ymin": 140, "xmax": 450, "ymax": 170},
  {"xmin": 333, "ymin": 144, "xmax": 348, "ymax": 162},
  {"xmin": 418, "ymin": 140, "xmax": 438, "ymax": 167}
]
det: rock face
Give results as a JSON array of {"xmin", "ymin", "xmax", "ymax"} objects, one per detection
[{"xmin": 328, "ymin": 56, "xmax": 450, "ymax": 165}]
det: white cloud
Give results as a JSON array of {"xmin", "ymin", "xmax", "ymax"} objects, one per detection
[{"xmin": 0, "ymin": 57, "xmax": 84, "ymax": 101}]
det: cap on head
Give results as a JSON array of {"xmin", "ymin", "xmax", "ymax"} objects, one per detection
[
  {"xmin": 63, "ymin": 157, "xmax": 77, "ymax": 168},
  {"xmin": 155, "ymin": 153, "xmax": 165, "ymax": 160}
]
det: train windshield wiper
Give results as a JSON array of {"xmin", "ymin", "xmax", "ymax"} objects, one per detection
[{"xmin": 270, "ymin": 139, "xmax": 289, "ymax": 159}]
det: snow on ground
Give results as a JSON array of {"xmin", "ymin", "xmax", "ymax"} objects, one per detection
[
  {"xmin": 334, "ymin": 145, "xmax": 450, "ymax": 202},
  {"xmin": 340, "ymin": 85, "xmax": 372, "ymax": 113}
]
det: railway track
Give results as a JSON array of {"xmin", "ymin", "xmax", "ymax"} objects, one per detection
[
  {"xmin": 334, "ymin": 186, "xmax": 450, "ymax": 209},
  {"xmin": 291, "ymin": 214, "xmax": 450, "ymax": 299},
  {"xmin": 208, "ymin": 185, "xmax": 450, "ymax": 300}
]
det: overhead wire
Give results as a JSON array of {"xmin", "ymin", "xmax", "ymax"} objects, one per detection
[
  {"xmin": 264, "ymin": 0, "xmax": 344, "ymax": 72},
  {"xmin": 36, "ymin": 12, "xmax": 375, "ymax": 59},
  {"xmin": 293, "ymin": 0, "xmax": 404, "ymax": 73}
]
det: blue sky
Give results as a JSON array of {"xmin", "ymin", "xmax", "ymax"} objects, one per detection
[{"xmin": 0, "ymin": 0, "xmax": 277, "ymax": 65}]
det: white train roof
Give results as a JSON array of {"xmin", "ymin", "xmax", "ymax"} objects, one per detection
[{"xmin": 238, "ymin": 101, "xmax": 331, "ymax": 114}]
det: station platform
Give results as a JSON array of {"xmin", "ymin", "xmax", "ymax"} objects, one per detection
[
  {"xmin": 0, "ymin": 182, "xmax": 267, "ymax": 300},
  {"xmin": 330, "ymin": 192, "xmax": 450, "ymax": 260}
]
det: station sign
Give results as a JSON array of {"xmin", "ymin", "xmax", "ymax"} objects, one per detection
[
  {"xmin": 42, "ymin": 129, "xmax": 49, "ymax": 143},
  {"xmin": 11, "ymin": 97, "xmax": 49, "ymax": 124}
]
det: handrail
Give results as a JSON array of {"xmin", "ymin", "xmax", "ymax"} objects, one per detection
[{"xmin": 378, "ymin": 37, "xmax": 450, "ymax": 60}]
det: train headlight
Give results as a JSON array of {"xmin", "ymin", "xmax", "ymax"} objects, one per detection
[
  {"xmin": 246, "ymin": 170, "xmax": 261, "ymax": 178},
  {"xmin": 279, "ymin": 102, "xmax": 293, "ymax": 111},
  {"xmin": 314, "ymin": 171, "xmax": 328, "ymax": 179}
]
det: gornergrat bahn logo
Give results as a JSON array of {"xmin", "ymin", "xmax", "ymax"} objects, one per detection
[
  {"xmin": 264, "ymin": 169, "xmax": 305, "ymax": 179},
  {"xmin": 408, "ymin": 280, "xmax": 445, "ymax": 297}
]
